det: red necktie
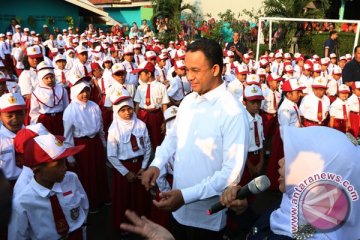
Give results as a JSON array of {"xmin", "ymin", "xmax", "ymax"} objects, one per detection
[
  {"xmin": 145, "ymin": 83, "xmax": 151, "ymax": 106},
  {"xmin": 83, "ymin": 65, "xmax": 88, "ymax": 76},
  {"xmin": 254, "ymin": 121, "xmax": 260, "ymax": 147},
  {"xmin": 130, "ymin": 134, "xmax": 140, "ymax": 152},
  {"xmin": 61, "ymin": 71, "xmax": 66, "ymax": 85},
  {"xmin": 49, "ymin": 194, "xmax": 69, "ymax": 237},
  {"xmin": 317, "ymin": 100, "xmax": 322, "ymax": 122},
  {"xmin": 293, "ymin": 106, "xmax": 301, "ymax": 124},
  {"xmin": 273, "ymin": 92, "xmax": 277, "ymax": 110},
  {"xmin": 162, "ymin": 69, "xmax": 166, "ymax": 81},
  {"xmin": 343, "ymin": 104, "xmax": 348, "ymax": 120},
  {"xmin": 129, "ymin": 62, "xmax": 134, "ymax": 71},
  {"xmin": 137, "ymin": 55, "xmax": 140, "ymax": 65}
]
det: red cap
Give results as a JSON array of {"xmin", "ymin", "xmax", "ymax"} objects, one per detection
[
  {"xmin": 24, "ymin": 134, "xmax": 85, "ymax": 168},
  {"xmin": 90, "ymin": 62, "xmax": 101, "ymax": 71},
  {"xmin": 281, "ymin": 78, "xmax": 306, "ymax": 92},
  {"xmin": 132, "ymin": 61, "xmax": 155, "ymax": 74},
  {"xmin": 267, "ymin": 73, "xmax": 283, "ymax": 82}
]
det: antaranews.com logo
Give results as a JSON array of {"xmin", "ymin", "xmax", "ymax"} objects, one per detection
[{"xmin": 290, "ymin": 172, "xmax": 358, "ymax": 236}]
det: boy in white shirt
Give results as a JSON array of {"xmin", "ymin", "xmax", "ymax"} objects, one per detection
[{"xmin": 329, "ymin": 84, "xmax": 351, "ymax": 133}]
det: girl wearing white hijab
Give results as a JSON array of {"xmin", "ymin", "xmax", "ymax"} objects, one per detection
[
  {"xmin": 63, "ymin": 73, "xmax": 110, "ymax": 213},
  {"xmin": 222, "ymin": 126, "xmax": 360, "ymax": 239},
  {"xmin": 107, "ymin": 88, "xmax": 151, "ymax": 232},
  {"xmin": 29, "ymin": 61, "xmax": 69, "ymax": 135}
]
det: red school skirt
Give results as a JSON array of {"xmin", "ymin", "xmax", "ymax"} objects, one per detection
[
  {"xmin": 73, "ymin": 135, "xmax": 110, "ymax": 209},
  {"xmin": 266, "ymin": 127, "xmax": 283, "ymax": 191},
  {"xmin": 37, "ymin": 112, "xmax": 64, "ymax": 136},
  {"xmin": 332, "ymin": 118, "xmax": 347, "ymax": 133},
  {"xmin": 111, "ymin": 157, "xmax": 151, "ymax": 230},
  {"xmin": 137, "ymin": 108, "xmax": 165, "ymax": 150},
  {"xmin": 349, "ymin": 111, "xmax": 360, "ymax": 137},
  {"xmin": 260, "ymin": 111, "xmax": 278, "ymax": 139}
]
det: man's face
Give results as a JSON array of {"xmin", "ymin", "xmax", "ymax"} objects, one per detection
[
  {"xmin": 354, "ymin": 48, "xmax": 360, "ymax": 62},
  {"xmin": 332, "ymin": 33, "xmax": 338, "ymax": 40},
  {"xmin": 185, "ymin": 50, "xmax": 220, "ymax": 95},
  {"xmin": 233, "ymin": 33, "xmax": 239, "ymax": 42}
]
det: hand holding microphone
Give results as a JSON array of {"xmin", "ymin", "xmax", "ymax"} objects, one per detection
[{"xmin": 208, "ymin": 175, "xmax": 271, "ymax": 215}]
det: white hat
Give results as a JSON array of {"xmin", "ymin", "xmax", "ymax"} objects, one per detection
[
  {"xmin": 225, "ymin": 50, "xmax": 234, "ymax": 57},
  {"xmin": 134, "ymin": 43, "xmax": 141, "ymax": 49},
  {"xmin": 281, "ymin": 78, "xmax": 306, "ymax": 92},
  {"xmin": 157, "ymin": 53, "xmax": 168, "ymax": 61},
  {"xmin": 26, "ymin": 45, "xmax": 43, "ymax": 58},
  {"xmin": 283, "ymin": 53, "xmax": 291, "ymax": 60},
  {"xmin": 37, "ymin": 61, "xmax": 54, "ymax": 82},
  {"xmin": 339, "ymin": 56, "xmax": 347, "ymax": 61},
  {"xmin": 75, "ymin": 45, "xmax": 87, "ymax": 54},
  {"xmin": 246, "ymin": 74, "xmax": 260, "ymax": 85},
  {"xmin": 111, "ymin": 63, "xmax": 126, "ymax": 74},
  {"xmin": 345, "ymin": 53, "xmax": 352, "ymax": 60},
  {"xmin": 175, "ymin": 49, "xmax": 186, "ymax": 59},
  {"xmin": 312, "ymin": 54, "xmax": 320, "ymax": 60},
  {"xmin": 243, "ymin": 53, "xmax": 250, "ymax": 60},
  {"xmin": 259, "ymin": 59, "xmax": 269, "ymax": 67},
  {"xmin": 243, "ymin": 85, "xmax": 264, "ymax": 101},
  {"xmin": 284, "ymin": 64, "xmax": 294, "ymax": 73},
  {"xmin": 164, "ymin": 106, "xmax": 178, "ymax": 121},
  {"xmin": 0, "ymin": 34, "xmax": 4, "ymax": 38},
  {"xmin": 275, "ymin": 52, "xmax": 282, "ymax": 58},
  {"xmin": 123, "ymin": 46, "xmax": 134, "ymax": 55},
  {"xmin": 30, "ymin": 30, "xmax": 36, "ymax": 35},
  {"xmin": 329, "ymin": 53, "xmax": 337, "ymax": 58},
  {"xmin": 267, "ymin": 73, "xmax": 283, "ymax": 82},
  {"xmin": 23, "ymin": 28, "xmax": 29, "ymax": 32},
  {"xmin": 174, "ymin": 60, "xmax": 186, "ymax": 70},
  {"xmin": 161, "ymin": 49, "xmax": 168, "ymax": 54},
  {"xmin": 68, "ymin": 69, "xmax": 91, "ymax": 86},
  {"xmin": 54, "ymin": 54, "xmax": 66, "ymax": 63},
  {"xmin": 312, "ymin": 76, "xmax": 327, "ymax": 89},
  {"xmin": 256, "ymin": 68, "xmax": 266, "ymax": 76},
  {"xmin": 6, "ymin": 32, "xmax": 12, "ymax": 36},
  {"xmin": 352, "ymin": 82, "xmax": 360, "ymax": 89},
  {"xmin": 235, "ymin": 64, "xmax": 249, "ymax": 75},
  {"xmin": 110, "ymin": 88, "xmax": 133, "ymax": 113},
  {"xmin": 43, "ymin": 25, "xmax": 48, "ymax": 28},
  {"xmin": 320, "ymin": 57, "xmax": 330, "ymax": 65},
  {"xmin": 15, "ymin": 25, "xmax": 21, "ymax": 28},
  {"xmin": 0, "ymin": 92, "xmax": 26, "ymax": 112},
  {"xmin": 304, "ymin": 63, "xmax": 312, "ymax": 70},
  {"xmin": 338, "ymin": 84, "xmax": 350, "ymax": 94},
  {"xmin": 145, "ymin": 51, "xmax": 157, "ymax": 60},
  {"xmin": 332, "ymin": 66, "xmax": 342, "ymax": 75},
  {"xmin": 312, "ymin": 63, "xmax": 321, "ymax": 72},
  {"xmin": 50, "ymin": 48, "xmax": 59, "ymax": 54}
]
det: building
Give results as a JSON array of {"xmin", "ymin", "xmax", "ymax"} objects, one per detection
[
  {"xmin": 0, "ymin": 0, "xmax": 120, "ymax": 34},
  {"xmin": 89, "ymin": 0, "xmax": 153, "ymax": 27}
]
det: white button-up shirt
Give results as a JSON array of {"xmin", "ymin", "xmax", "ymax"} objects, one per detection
[
  {"xmin": 348, "ymin": 94, "xmax": 360, "ymax": 113},
  {"xmin": 167, "ymin": 75, "xmax": 184, "ymax": 101},
  {"xmin": 18, "ymin": 68, "xmax": 38, "ymax": 95},
  {"xmin": 107, "ymin": 117, "xmax": 151, "ymax": 176},
  {"xmin": 247, "ymin": 111, "xmax": 264, "ymax": 152},
  {"xmin": 0, "ymin": 125, "xmax": 21, "ymax": 180},
  {"xmin": 300, "ymin": 93, "xmax": 330, "ymax": 122},
  {"xmin": 227, "ymin": 79, "xmax": 245, "ymax": 103},
  {"xmin": 151, "ymin": 83, "xmax": 249, "ymax": 231},
  {"xmin": 8, "ymin": 172, "xmax": 89, "ymax": 240},
  {"xmin": 122, "ymin": 60, "xmax": 138, "ymax": 86},
  {"xmin": 134, "ymin": 81, "xmax": 170, "ymax": 109},
  {"xmin": 104, "ymin": 80, "xmax": 135, "ymax": 107},
  {"xmin": 261, "ymin": 88, "xmax": 281, "ymax": 114},
  {"xmin": 278, "ymin": 98, "xmax": 301, "ymax": 128},
  {"xmin": 330, "ymin": 98, "xmax": 350, "ymax": 119}
]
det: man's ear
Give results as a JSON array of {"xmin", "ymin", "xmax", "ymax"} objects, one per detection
[{"xmin": 212, "ymin": 64, "xmax": 221, "ymax": 77}]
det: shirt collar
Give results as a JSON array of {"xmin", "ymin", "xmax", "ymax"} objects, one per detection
[
  {"xmin": 194, "ymin": 82, "xmax": 226, "ymax": 104},
  {"xmin": 30, "ymin": 177, "xmax": 63, "ymax": 198},
  {"xmin": 0, "ymin": 124, "xmax": 18, "ymax": 138},
  {"xmin": 246, "ymin": 110, "xmax": 260, "ymax": 122}
]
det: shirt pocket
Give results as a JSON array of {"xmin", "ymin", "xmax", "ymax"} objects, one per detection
[{"xmin": 62, "ymin": 192, "xmax": 83, "ymax": 224}]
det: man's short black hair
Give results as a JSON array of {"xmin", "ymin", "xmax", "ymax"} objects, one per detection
[
  {"xmin": 330, "ymin": 30, "xmax": 337, "ymax": 37},
  {"xmin": 186, "ymin": 38, "xmax": 223, "ymax": 74},
  {"xmin": 354, "ymin": 44, "xmax": 360, "ymax": 54}
]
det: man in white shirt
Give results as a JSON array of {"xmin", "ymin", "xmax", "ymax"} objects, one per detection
[{"xmin": 142, "ymin": 38, "xmax": 249, "ymax": 239}]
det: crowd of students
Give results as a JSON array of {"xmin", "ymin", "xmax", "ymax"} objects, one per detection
[{"xmin": 0, "ymin": 22, "xmax": 359, "ymax": 240}]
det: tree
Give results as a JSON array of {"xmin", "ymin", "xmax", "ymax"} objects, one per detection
[
  {"xmin": 151, "ymin": 0, "xmax": 196, "ymax": 43},
  {"xmin": 263, "ymin": 0, "xmax": 330, "ymax": 19}
]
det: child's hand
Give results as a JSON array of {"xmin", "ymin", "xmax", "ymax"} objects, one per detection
[{"xmin": 126, "ymin": 171, "xmax": 137, "ymax": 183}]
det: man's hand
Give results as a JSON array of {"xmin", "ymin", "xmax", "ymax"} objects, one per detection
[
  {"xmin": 141, "ymin": 166, "xmax": 160, "ymax": 191},
  {"xmin": 153, "ymin": 189, "xmax": 184, "ymax": 212},
  {"xmin": 220, "ymin": 186, "xmax": 248, "ymax": 215},
  {"xmin": 120, "ymin": 210, "xmax": 175, "ymax": 240}
]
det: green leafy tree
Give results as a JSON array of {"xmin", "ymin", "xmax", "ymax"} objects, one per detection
[{"xmin": 151, "ymin": 0, "xmax": 196, "ymax": 43}]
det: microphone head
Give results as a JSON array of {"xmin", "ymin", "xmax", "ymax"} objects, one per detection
[{"xmin": 248, "ymin": 175, "xmax": 271, "ymax": 194}]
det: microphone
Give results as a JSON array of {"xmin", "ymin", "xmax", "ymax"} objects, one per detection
[{"xmin": 207, "ymin": 175, "xmax": 270, "ymax": 215}]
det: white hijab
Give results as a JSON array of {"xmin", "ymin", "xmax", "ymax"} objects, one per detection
[{"xmin": 271, "ymin": 126, "xmax": 360, "ymax": 239}]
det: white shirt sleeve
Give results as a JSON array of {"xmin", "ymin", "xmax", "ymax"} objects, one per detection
[
  {"xmin": 141, "ymin": 128, "xmax": 152, "ymax": 169},
  {"xmin": 8, "ymin": 202, "xmax": 31, "ymax": 239},
  {"xmin": 107, "ymin": 131, "xmax": 130, "ymax": 176},
  {"xmin": 29, "ymin": 94, "xmax": 40, "ymax": 124}
]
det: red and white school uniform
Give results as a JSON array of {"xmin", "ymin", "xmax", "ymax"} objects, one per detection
[
  {"xmin": 107, "ymin": 109, "xmax": 151, "ymax": 230},
  {"xmin": 327, "ymin": 78, "xmax": 338, "ymax": 103},
  {"xmin": 134, "ymin": 80, "xmax": 170, "ymax": 149},
  {"xmin": 300, "ymin": 93, "xmax": 330, "ymax": 127},
  {"xmin": 347, "ymin": 93, "xmax": 360, "ymax": 137},
  {"xmin": 261, "ymin": 88, "xmax": 281, "ymax": 138},
  {"xmin": 240, "ymin": 111, "xmax": 264, "ymax": 187},
  {"xmin": 329, "ymin": 97, "xmax": 350, "ymax": 133},
  {"xmin": 11, "ymin": 46, "xmax": 24, "ymax": 77},
  {"xmin": 227, "ymin": 79, "xmax": 245, "ymax": 103},
  {"xmin": 122, "ymin": 60, "xmax": 138, "ymax": 86},
  {"xmin": 63, "ymin": 81, "xmax": 110, "ymax": 209},
  {"xmin": 30, "ymin": 70, "xmax": 69, "ymax": 136}
]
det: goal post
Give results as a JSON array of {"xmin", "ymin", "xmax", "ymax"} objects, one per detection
[{"xmin": 256, "ymin": 16, "xmax": 360, "ymax": 60}]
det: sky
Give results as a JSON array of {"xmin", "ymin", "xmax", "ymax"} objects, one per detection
[{"xmin": 183, "ymin": 0, "xmax": 263, "ymax": 20}]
